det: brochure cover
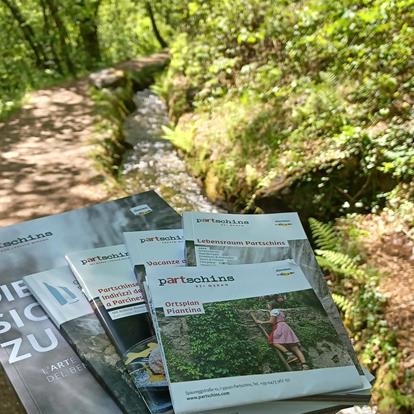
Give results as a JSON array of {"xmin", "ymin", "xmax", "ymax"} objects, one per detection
[
  {"xmin": 182, "ymin": 212, "xmax": 370, "ymax": 395},
  {"xmin": 66, "ymin": 244, "xmax": 172, "ymax": 414},
  {"xmin": 0, "ymin": 190, "xmax": 180, "ymax": 413},
  {"xmin": 123, "ymin": 229, "xmax": 186, "ymax": 287},
  {"xmin": 23, "ymin": 266, "xmax": 147, "ymax": 414},
  {"xmin": 147, "ymin": 261, "xmax": 363, "ymax": 414},
  {"xmin": 124, "ymin": 229, "xmax": 358, "ymax": 414}
]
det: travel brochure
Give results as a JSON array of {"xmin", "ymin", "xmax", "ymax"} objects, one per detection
[
  {"xmin": 146, "ymin": 261, "xmax": 362, "ymax": 413},
  {"xmin": 23, "ymin": 266, "xmax": 144, "ymax": 414},
  {"xmin": 65, "ymin": 245, "xmax": 173, "ymax": 414},
  {"xmin": 0, "ymin": 191, "xmax": 372, "ymax": 414},
  {"xmin": 182, "ymin": 212, "xmax": 368, "ymax": 381}
]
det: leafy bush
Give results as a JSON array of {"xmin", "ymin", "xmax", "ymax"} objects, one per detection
[{"xmin": 159, "ymin": 0, "xmax": 414, "ymax": 216}]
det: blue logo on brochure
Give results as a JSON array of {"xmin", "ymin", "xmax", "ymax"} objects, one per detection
[{"xmin": 44, "ymin": 282, "xmax": 79, "ymax": 306}]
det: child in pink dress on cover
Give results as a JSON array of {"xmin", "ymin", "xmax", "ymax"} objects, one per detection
[{"xmin": 253, "ymin": 295, "xmax": 309, "ymax": 370}]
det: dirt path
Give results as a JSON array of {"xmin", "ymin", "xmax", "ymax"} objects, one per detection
[
  {"xmin": 0, "ymin": 80, "xmax": 108, "ymax": 227},
  {"xmin": 0, "ymin": 78, "xmax": 111, "ymax": 412},
  {"xmin": 0, "ymin": 74, "xmax": 131, "ymax": 409}
]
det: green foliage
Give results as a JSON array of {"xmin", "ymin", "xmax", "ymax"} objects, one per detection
[
  {"xmin": 331, "ymin": 293, "xmax": 354, "ymax": 323},
  {"xmin": 309, "ymin": 218, "xmax": 339, "ymax": 251},
  {"xmin": 159, "ymin": 0, "xmax": 414, "ymax": 217},
  {"xmin": 0, "ymin": 0, "xmax": 166, "ymax": 118},
  {"xmin": 186, "ymin": 302, "xmax": 262, "ymax": 380},
  {"xmin": 98, "ymin": 0, "xmax": 164, "ymax": 64},
  {"xmin": 160, "ymin": 337, "xmax": 203, "ymax": 382},
  {"xmin": 315, "ymin": 250, "xmax": 366, "ymax": 283},
  {"xmin": 89, "ymin": 80, "xmax": 134, "ymax": 180}
]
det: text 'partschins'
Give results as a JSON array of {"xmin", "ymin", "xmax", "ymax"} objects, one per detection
[
  {"xmin": 0, "ymin": 232, "xmax": 53, "ymax": 250},
  {"xmin": 80, "ymin": 251, "xmax": 129, "ymax": 265},
  {"xmin": 158, "ymin": 275, "xmax": 235, "ymax": 287}
]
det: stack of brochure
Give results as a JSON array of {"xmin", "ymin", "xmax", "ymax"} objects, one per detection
[{"xmin": 0, "ymin": 191, "xmax": 372, "ymax": 414}]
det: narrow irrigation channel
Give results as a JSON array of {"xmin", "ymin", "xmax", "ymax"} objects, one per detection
[{"xmin": 120, "ymin": 89, "xmax": 221, "ymax": 213}]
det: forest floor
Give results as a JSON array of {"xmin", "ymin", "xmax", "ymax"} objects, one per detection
[
  {"xmin": 355, "ymin": 212, "xmax": 414, "ymax": 395},
  {"xmin": 0, "ymin": 79, "xmax": 109, "ymax": 228}
]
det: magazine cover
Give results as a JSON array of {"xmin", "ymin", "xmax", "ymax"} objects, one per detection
[
  {"xmin": 182, "ymin": 211, "xmax": 371, "ymax": 399},
  {"xmin": 66, "ymin": 244, "xmax": 172, "ymax": 414},
  {"xmin": 147, "ymin": 261, "xmax": 363, "ymax": 413},
  {"xmin": 23, "ymin": 266, "xmax": 147, "ymax": 414},
  {"xmin": 0, "ymin": 190, "xmax": 180, "ymax": 413}
]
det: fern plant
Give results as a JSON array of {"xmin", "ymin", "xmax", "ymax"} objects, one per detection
[
  {"xmin": 315, "ymin": 249, "xmax": 367, "ymax": 283},
  {"xmin": 309, "ymin": 217, "xmax": 340, "ymax": 251},
  {"xmin": 310, "ymin": 218, "xmax": 369, "ymax": 317},
  {"xmin": 331, "ymin": 292, "xmax": 354, "ymax": 323}
]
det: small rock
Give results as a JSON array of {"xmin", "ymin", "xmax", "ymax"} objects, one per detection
[{"xmin": 89, "ymin": 69, "xmax": 126, "ymax": 89}]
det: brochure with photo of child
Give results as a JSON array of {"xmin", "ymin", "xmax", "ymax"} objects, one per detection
[
  {"xmin": 65, "ymin": 244, "xmax": 173, "ymax": 414},
  {"xmin": 23, "ymin": 266, "xmax": 146, "ymax": 414},
  {"xmin": 125, "ymin": 229, "xmax": 360, "ymax": 414},
  {"xmin": 146, "ymin": 260, "xmax": 363, "ymax": 414},
  {"xmin": 182, "ymin": 211, "xmax": 371, "ymax": 402}
]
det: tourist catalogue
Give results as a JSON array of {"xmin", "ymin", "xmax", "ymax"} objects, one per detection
[
  {"xmin": 0, "ymin": 190, "xmax": 180, "ymax": 413},
  {"xmin": 124, "ymin": 229, "xmax": 360, "ymax": 414},
  {"xmin": 182, "ymin": 211, "xmax": 371, "ymax": 400},
  {"xmin": 23, "ymin": 266, "xmax": 145, "ymax": 414},
  {"xmin": 65, "ymin": 244, "xmax": 173, "ymax": 414},
  {"xmin": 146, "ymin": 260, "xmax": 363, "ymax": 414}
]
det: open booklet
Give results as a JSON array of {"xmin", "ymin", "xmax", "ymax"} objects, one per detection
[
  {"xmin": 65, "ymin": 245, "xmax": 173, "ymax": 414},
  {"xmin": 146, "ymin": 260, "xmax": 363, "ymax": 414},
  {"xmin": 23, "ymin": 266, "xmax": 146, "ymax": 414},
  {"xmin": 182, "ymin": 212, "xmax": 371, "ymax": 401}
]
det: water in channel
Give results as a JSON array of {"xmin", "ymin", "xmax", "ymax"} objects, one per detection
[{"xmin": 121, "ymin": 90, "xmax": 221, "ymax": 213}]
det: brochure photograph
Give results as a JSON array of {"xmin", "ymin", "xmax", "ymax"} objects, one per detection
[
  {"xmin": 23, "ymin": 266, "xmax": 147, "ymax": 414},
  {"xmin": 66, "ymin": 244, "xmax": 173, "ymax": 414},
  {"xmin": 156, "ymin": 288, "xmax": 354, "ymax": 380},
  {"xmin": 147, "ymin": 261, "xmax": 362, "ymax": 413}
]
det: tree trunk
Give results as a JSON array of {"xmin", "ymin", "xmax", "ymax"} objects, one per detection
[
  {"xmin": 39, "ymin": 0, "xmax": 64, "ymax": 74},
  {"xmin": 145, "ymin": 1, "xmax": 168, "ymax": 49},
  {"xmin": 43, "ymin": 0, "xmax": 76, "ymax": 75},
  {"xmin": 77, "ymin": 0, "xmax": 101, "ymax": 69},
  {"xmin": 1, "ymin": 0, "xmax": 48, "ymax": 68},
  {"xmin": 79, "ymin": 18, "xmax": 101, "ymax": 67}
]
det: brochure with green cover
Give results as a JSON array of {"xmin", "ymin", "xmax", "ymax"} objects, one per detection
[{"xmin": 146, "ymin": 261, "xmax": 363, "ymax": 414}]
